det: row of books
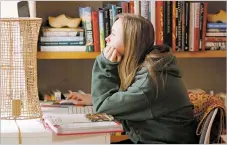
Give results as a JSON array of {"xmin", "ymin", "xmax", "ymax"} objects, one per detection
[
  {"xmin": 82, "ymin": 1, "xmax": 223, "ymax": 53},
  {"xmin": 39, "ymin": 1, "xmax": 226, "ymax": 52},
  {"xmin": 157, "ymin": 1, "xmax": 212, "ymax": 52},
  {"xmin": 80, "ymin": 1, "xmax": 155, "ymax": 52}
]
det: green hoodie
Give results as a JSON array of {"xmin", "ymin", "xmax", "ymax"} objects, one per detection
[{"xmin": 91, "ymin": 53, "xmax": 198, "ymax": 144}]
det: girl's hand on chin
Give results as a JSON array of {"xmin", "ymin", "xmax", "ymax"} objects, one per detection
[{"xmin": 103, "ymin": 46, "xmax": 122, "ymax": 63}]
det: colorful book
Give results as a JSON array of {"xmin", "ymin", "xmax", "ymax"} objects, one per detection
[
  {"xmin": 98, "ymin": 8, "xmax": 105, "ymax": 51},
  {"xmin": 79, "ymin": 7, "xmax": 94, "ymax": 52},
  {"xmin": 40, "ymin": 36, "xmax": 84, "ymax": 42},
  {"xmin": 42, "ymin": 27, "xmax": 84, "ymax": 32},
  {"xmin": 207, "ymin": 23, "xmax": 227, "ymax": 29},
  {"xmin": 40, "ymin": 45, "xmax": 86, "ymax": 52},
  {"xmin": 40, "ymin": 41, "xmax": 85, "ymax": 46},
  {"xmin": 91, "ymin": 10, "xmax": 101, "ymax": 52},
  {"xmin": 206, "ymin": 32, "xmax": 227, "ymax": 37}
]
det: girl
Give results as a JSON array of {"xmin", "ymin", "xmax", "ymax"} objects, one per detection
[{"xmin": 67, "ymin": 13, "xmax": 198, "ymax": 144}]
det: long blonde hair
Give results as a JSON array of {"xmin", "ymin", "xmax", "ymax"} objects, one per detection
[
  {"xmin": 116, "ymin": 13, "xmax": 154, "ymax": 91},
  {"xmin": 116, "ymin": 13, "xmax": 172, "ymax": 94}
]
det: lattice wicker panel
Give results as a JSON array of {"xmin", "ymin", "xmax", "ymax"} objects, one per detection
[{"xmin": 0, "ymin": 18, "xmax": 42, "ymax": 120}]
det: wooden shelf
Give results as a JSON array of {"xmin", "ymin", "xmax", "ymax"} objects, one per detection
[
  {"xmin": 173, "ymin": 50, "xmax": 226, "ymax": 58},
  {"xmin": 37, "ymin": 51, "xmax": 226, "ymax": 59},
  {"xmin": 37, "ymin": 52, "xmax": 100, "ymax": 59}
]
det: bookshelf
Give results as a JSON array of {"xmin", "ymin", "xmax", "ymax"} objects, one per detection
[
  {"xmin": 37, "ymin": 51, "xmax": 226, "ymax": 59},
  {"xmin": 36, "ymin": 1, "xmax": 226, "ymax": 94}
]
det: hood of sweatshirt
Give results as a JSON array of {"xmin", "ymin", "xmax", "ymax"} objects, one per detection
[{"xmin": 147, "ymin": 53, "xmax": 182, "ymax": 78}]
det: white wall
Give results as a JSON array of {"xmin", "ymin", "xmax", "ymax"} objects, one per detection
[
  {"xmin": 0, "ymin": 1, "xmax": 19, "ymax": 18},
  {"xmin": 0, "ymin": 1, "xmax": 36, "ymax": 18}
]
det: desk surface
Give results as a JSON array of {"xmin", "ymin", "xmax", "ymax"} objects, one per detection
[{"xmin": 0, "ymin": 119, "xmax": 51, "ymax": 138}]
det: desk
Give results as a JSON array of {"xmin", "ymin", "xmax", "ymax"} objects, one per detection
[
  {"xmin": 41, "ymin": 106, "xmax": 128, "ymax": 143},
  {"xmin": 0, "ymin": 106, "xmax": 111, "ymax": 144}
]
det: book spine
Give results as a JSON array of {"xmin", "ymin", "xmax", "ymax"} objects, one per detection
[
  {"xmin": 199, "ymin": 2, "xmax": 204, "ymax": 51},
  {"xmin": 206, "ymin": 32, "xmax": 227, "ymax": 37},
  {"xmin": 175, "ymin": 1, "xmax": 179, "ymax": 51},
  {"xmin": 129, "ymin": 1, "xmax": 134, "ymax": 14},
  {"xmin": 40, "ymin": 36, "xmax": 84, "ymax": 42},
  {"xmin": 141, "ymin": 1, "xmax": 149, "ymax": 19},
  {"xmin": 205, "ymin": 37, "xmax": 227, "ymax": 42},
  {"xmin": 201, "ymin": 2, "xmax": 208, "ymax": 51},
  {"xmin": 42, "ymin": 27, "xmax": 84, "ymax": 32},
  {"xmin": 167, "ymin": 1, "xmax": 172, "ymax": 48},
  {"xmin": 163, "ymin": 1, "xmax": 168, "ymax": 45},
  {"xmin": 40, "ymin": 41, "xmax": 85, "ymax": 46},
  {"xmin": 43, "ymin": 31, "xmax": 84, "ymax": 37},
  {"xmin": 193, "ymin": 3, "xmax": 200, "ymax": 52},
  {"xmin": 206, "ymin": 29, "xmax": 226, "ymax": 32},
  {"xmin": 109, "ymin": 9, "xmax": 113, "ymax": 28},
  {"xmin": 79, "ymin": 7, "xmax": 94, "ymax": 52},
  {"xmin": 172, "ymin": 1, "xmax": 176, "ymax": 52},
  {"xmin": 181, "ymin": 1, "xmax": 185, "ymax": 51},
  {"xmin": 121, "ymin": 2, "xmax": 129, "ymax": 13},
  {"xmin": 150, "ymin": 1, "xmax": 156, "ymax": 40},
  {"xmin": 104, "ymin": 8, "xmax": 110, "ymax": 38},
  {"xmin": 99, "ymin": 9, "xmax": 106, "ymax": 51},
  {"xmin": 134, "ymin": 0, "xmax": 140, "ymax": 15},
  {"xmin": 112, "ymin": 5, "xmax": 117, "ymax": 22},
  {"xmin": 207, "ymin": 23, "xmax": 227, "ymax": 29},
  {"xmin": 184, "ymin": 1, "xmax": 190, "ymax": 51},
  {"xmin": 177, "ymin": 1, "xmax": 182, "ymax": 51},
  {"xmin": 116, "ymin": 7, "xmax": 122, "ymax": 14},
  {"xmin": 92, "ymin": 10, "xmax": 101, "ymax": 52},
  {"xmin": 155, "ymin": 1, "xmax": 163, "ymax": 45},
  {"xmin": 85, "ymin": 7, "xmax": 94, "ymax": 52},
  {"xmin": 189, "ymin": 3, "xmax": 195, "ymax": 51},
  {"xmin": 40, "ymin": 46, "xmax": 86, "ymax": 52}
]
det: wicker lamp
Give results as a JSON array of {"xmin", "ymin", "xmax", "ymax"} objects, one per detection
[{"xmin": 0, "ymin": 18, "xmax": 42, "ymax": 120}]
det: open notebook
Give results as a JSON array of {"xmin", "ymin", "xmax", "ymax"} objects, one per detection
[{"xmin": 42, "ymin": 113, "xmax": 123, "ymax": 135}]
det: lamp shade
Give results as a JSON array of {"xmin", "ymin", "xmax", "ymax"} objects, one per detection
[{"xmin": 0, "ymin": 18, "xmax": 42, "ymax": 120}]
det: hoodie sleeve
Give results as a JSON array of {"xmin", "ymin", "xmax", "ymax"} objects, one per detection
[{"xmin": 91, "ymin": 53, "xmax": 152, "ymax": 121}]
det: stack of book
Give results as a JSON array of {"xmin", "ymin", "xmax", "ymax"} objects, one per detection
[
  {"xmin": 205, "ymin": 22, "xmax": 227, "ymax": 50},
  {"xmin": 39, "ymin": 27, "xmax": 86, "ymax": 52}
]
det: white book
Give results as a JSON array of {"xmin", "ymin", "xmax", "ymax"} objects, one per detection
[
  {"xmin": 43, "ymin": 114, "xmax": 123, "ymax": 135},
  {"xmin": 42, "ymin": 27, "xmax": 84, "ymax": 32},
  {"xmin": 134, "ymin": 0, "xmax": 140, "ymax": 15},
  {"xmin": 40, "ymin": 45, "xmax": 86, "ymax": 52},
  {"xmin": 150, "ymin": 1, "xmax": 156, "ymax": 38},
  {"xmin": 206, "ymin": 32, "xmax": 227, "ymax": 37},
  {"xmin": 40, "ymin": 36, "xmax": 84, "ymax": 42},
  {"xmin": 43, "ymin": 31, "xmax": 84, "ymax": 37},
  {"xmin": 141, "ymin": 1, "xmax": 149, "ymax": 19}
]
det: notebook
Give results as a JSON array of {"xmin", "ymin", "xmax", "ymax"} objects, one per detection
[{"xmin": 42, "ymin": 113, "xmax": 123, "ymax": 135}]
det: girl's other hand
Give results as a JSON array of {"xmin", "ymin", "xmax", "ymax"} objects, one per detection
[{"xmin": 66, "ymin": 91, "xmax": 93, "ymax": 106}]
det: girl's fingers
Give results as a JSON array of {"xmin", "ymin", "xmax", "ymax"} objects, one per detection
[
  {"xmin": 116, "ymin": 53, "xmax": 122, "ymax": 62},
  {"xmin": 107, "ymin": 47, "xmax": 115, "ymax": 59},
  {"xmin": 110, "ymin": 49, "xmax": 118, "ymax": 62},
  {"xmin": 103, "ymin": 45, "xmax": 110, "ymax": 55}
]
